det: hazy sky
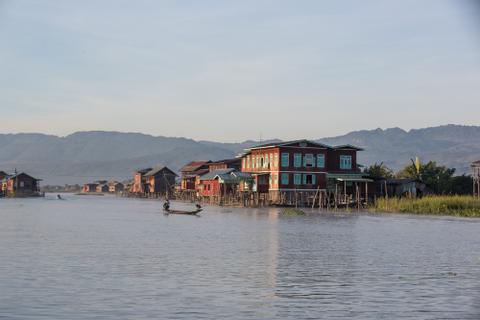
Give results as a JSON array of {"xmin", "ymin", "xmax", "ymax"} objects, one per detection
[{"xmin": 0, "ymin": 0, "xmax": 479, "ymax": 141}]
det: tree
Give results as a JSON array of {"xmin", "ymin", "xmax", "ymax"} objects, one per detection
[
  {"xmin": 397, "ymin": 160, "xmax": 456, "ymax": 194},
  {"xmin": 364, "ymin": 162, "xmax": 394, "ymax": 179},
  {"xmin": 449, "ymin": 175, "xmax": 473, "ymax": 195}
]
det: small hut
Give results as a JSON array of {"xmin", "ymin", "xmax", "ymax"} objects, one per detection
[{"xmin": 4, "ymin": 172, "xmax": 42, "ymax": 197}]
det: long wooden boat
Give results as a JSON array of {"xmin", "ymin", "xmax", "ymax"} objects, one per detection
[{"xmin": 164, "ymin": 208, "xmax": 202, "ymax": 216}]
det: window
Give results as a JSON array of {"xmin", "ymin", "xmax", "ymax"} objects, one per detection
[
  {"xmin": 317, "ymin": 154, "xmax": 325, "ymax": 168},
  {"xmin": 294, "ymin": 153, "xmax": 302, "ymax": 168},
  {"xmin": 340, "ymin": 155, "xmax": 352, "ymax": 170},
  {"xmin": 274, "ymin": 153, "xmax": 278, "ymax": 167},
  {"xmin": 303, "ymin": 154, "xmax": 314, "ymax": 167},
  {"xmin": 281, "ymin": 153, "xmax": 289, "ymax": 167},
  {"xmin": 272, "ymin": 174, "xmax": 277, "ymax": 185},
  {"xmin": 281, "ymin": 173, "xmax": 289, "ymax": 185},
  {"xmin": 260, "ymin": 156, "xmax": 264, "ymax": 168},
  {"xmin": 258, "ymin": 175, "xmax": 268, "ymax": 185},
  {"xmin": 294, "ymin": 173, "xmax": 302, "ymax": 185},
  {"xmin": 257, "ymin": 156, "xmax": 260, "ymax": 169},
  {"xmin": 246, "ymin": 155, "xmax": 250, "ymax": 169},
  {"xmin": 242, "ymin": 158, "xmax": 246, "ymax": 170},
  {"xmin": 265, "ymin": 154, "xmax": 269, "ymax": 168},
  {"xmin": 269, "ymin": 174, "xmax": 272, "ymax": 186},
  {"xmin": 270, "ymin": 153, "xmax": 273, "ymax": 168},
  {"xmin": 303, "ymin": 174, "xmax": 316, "ymax": 185}
]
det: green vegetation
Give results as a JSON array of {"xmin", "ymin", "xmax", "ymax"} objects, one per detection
[
  {"xmin": 282, "ymin": 208, "xmax": 306, "ymax": 216},
  {"xmin": 363, "ymin": 162, "xmax": 394, "ymax": 179},
  {"xmin": 364, "ymin": 160, "xmax": 474, "ymax": 195},
  {"xmin": 372, "ymin": 196, "xmax": 480, "ymax": 217}
]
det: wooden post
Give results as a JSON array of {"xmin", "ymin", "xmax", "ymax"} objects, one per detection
[
  {"xmin": 312, "ymin": 187, "xmax": 319, "ymax": 209},
  {"xmin": 365, "ymin": 181, "xmax": 368, "ymax": 206},
  {"xmin": 319, "ymin": 190, "xmax": 323, "ymax": 211},
  {"xmin": 327, "ymin": 191, "xmax": 330, "ymax": 210},
  {"xmin": 355, "ymin": 183, "xmax": 359, "ymax": 211},
  {"xmin": 295, "ymin": 189, "xmax": 298, "ymax": 208},
  {"xmin": 473, "ymin": 177, "xmax": 476, "ymax": 198},
  {"xmin": 334, "ymin": 184, "xmax": 338, "ymax": 210}
]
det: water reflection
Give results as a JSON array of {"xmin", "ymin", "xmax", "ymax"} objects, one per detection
[{"xmin": 0, "ymin": 195, "xmax": 479, "ymax": 319}]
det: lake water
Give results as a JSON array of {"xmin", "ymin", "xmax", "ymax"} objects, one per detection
[{"xmin": 1, "ymin": 194, "xmax": 479, "ymax": 319}]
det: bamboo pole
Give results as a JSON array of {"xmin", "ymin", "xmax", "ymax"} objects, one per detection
[{"xmin": 365, "ymin": 181, "xmax": 368, "ymax": 206}]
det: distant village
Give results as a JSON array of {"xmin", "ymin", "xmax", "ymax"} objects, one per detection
[{"xmin": 2, "ymin": 139, "xmax": 480, "ymax": 207}]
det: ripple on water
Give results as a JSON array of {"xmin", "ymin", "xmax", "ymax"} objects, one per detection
[{"xmin": 0, "ymin": 195, "xmax": 479, "ymax": 319}]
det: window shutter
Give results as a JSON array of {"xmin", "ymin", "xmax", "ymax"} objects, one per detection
[{"xmin": 312, "ymin": 174, "xmax": 316, "ymax": 185}]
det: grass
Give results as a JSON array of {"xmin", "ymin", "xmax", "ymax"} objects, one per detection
[
  {"xmin": 371, "ymin": 195, "xmax": 480, "ymax": 218},
  {"xmin": 282, "ymin": 208, "xmax": 306, "ymax": 216}
]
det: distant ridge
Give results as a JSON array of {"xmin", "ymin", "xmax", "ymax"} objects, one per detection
[{"xmin": 0, "ymin": 124, "xmax": 478, "ymax": 184}]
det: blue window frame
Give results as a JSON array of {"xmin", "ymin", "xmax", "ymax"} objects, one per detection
[
  {"xmin": 303, "ymin": 154, "xmax": 314, "ymax": 167},
  {"xmin": 317, "ymin": 154, "xmax": 325, "ymax": 168},
  {"xmin": 281, "ymin": 153, "xmax": 289, "ymax": 167},
  {"xmin": 340, "ymin": 155, "xmax": 352, "ymax": 170},
  {"xmin": 281, "ymin": 173, "xmax": 289, "ymax": 185},
  {"xmin": 294, "ymin": 153, "xmax": 302, "ymax": 168},
  {"xmin": 294, "ymin": 173, "xmax": 302, "ymax": 185}
]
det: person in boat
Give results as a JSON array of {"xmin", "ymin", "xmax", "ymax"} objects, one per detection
[
  {"xmin": 163, "ymin": 200, "xmax": 170, "ymax": 211},
  {"xmin": 195, "ymin": 203, "xmax": 202, "ymax": 210},
  {"xmin": 57, "ymin": 194, "xmax": 63, "ymax": 200}
]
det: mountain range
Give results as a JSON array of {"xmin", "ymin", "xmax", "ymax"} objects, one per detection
[{"xmin": 0, "ymin": 124, "xmax": 478, "ymax": 185}]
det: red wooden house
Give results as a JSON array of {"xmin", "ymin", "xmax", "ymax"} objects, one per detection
[
  {"xmin": 207, "ymin": 158, "xmax": 241, "ymax": 172},
  {"xmin": 144, "ymin": 166, "xmax": 178, "ymax": 195},
  {"xmin": 82, "ymin": 183, "xmax": 99, "ymax": 193},
  {"xmin": 108, "ymin": 181, "xmax": 124, "ymax": 193},
  {"xmin": 132, "ymin": 168, "xmax": 152, "ymax": 193},
  {"xmin": 179, "ymin": 160, "xmax": 211, "ymax": 191},
  {"xmin": 198, "ymin": 168, "xmax": 252, "ymax": 198},
  {"xmin": 4, "ymin": 172, "xmax": 42, "ymax": 197},
  {"xmin": 0, "ymin": 171, "xmax": 8, "ymax": 197},
  {"xmin": 240, "ymin": 139, "xmax": 370, "ymax": 203},
  {"xmin": 96, "ymin": 184, "xmax": 109, "ymax": 193}
]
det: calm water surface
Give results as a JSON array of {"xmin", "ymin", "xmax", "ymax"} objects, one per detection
[{"xmin": 1, "ymin": 194, "xmax": 479, "ymax": 319}]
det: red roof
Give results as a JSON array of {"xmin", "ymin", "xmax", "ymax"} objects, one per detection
[{"xmin": 180, "ymin": 160, "xmax": 211, "ymax": 173}]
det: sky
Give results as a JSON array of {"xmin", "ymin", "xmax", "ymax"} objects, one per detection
[{"xmin": 0, "ymin": 0, "xmax": 479, "ymax": 142}]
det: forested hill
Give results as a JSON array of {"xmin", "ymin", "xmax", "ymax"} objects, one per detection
[
  {"xmin": 0, "ymin": 125, "xmax": 478, "ymax": 185},
  {"xmin": 318, "ymin": 124, "xmax": 480, "ymax": 175}
]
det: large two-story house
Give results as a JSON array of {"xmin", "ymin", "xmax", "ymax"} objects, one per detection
[{"xmin": 240, "ymin": 139, "xmax": 369, "ymax": 202}]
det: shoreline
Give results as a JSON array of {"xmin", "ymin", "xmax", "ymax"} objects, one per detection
[
  {"xmin": 370, "ymin": 196, "xmax": 480, "ymax": 218},
  {"xmin": 10, "ymin": 192, "xmax": 480, "ymax": 218}
]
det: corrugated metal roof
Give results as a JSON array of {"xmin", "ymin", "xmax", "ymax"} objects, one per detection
[
  {"xmin": 335, "ymin": 178, "xmax": 373, "ymax": 182},
  {"xmin": 247, "ymin": 139, "xmax": 332, "ymax": 151},
  {"xmin": 180, "ymin": 160, "xmax": 211, "ymax": 173},
  {"xmin": 5, "ymin": 172, "xmax": 41, "ymax": 181},
  {"xmin": 199, "ymin": 168, "xmax": 235, "ymax": 181},
  {"xmin": 333, "ymin": 144, "xmax": 365, "ymax": 151},
  {"xmin": 327, "ymin": 173, "xmax": 366, "ymax": 179},
  {"xmin": 135, "ymin": 168, "xmax": 152, "ymax": 174},
  {"xmin": 145, "ymin": 166, "xmax": 178, "ymax": 177},
  {"xmin": 231, "ymin": 172, "xmax": 252, "ymax": 179}
]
